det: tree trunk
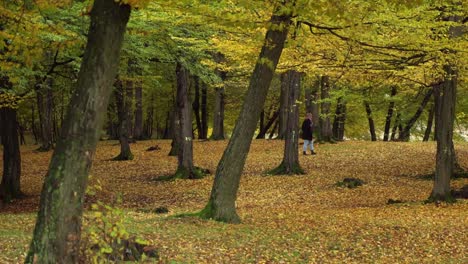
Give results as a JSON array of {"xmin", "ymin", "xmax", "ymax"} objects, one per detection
[
  {"xmin": 143, "ymin": 95, "xmax": 154, "ymax": 139},
  {"xmin": 269, "ymin": 119, "xmax": 279, "ymax": 139},
  {"xmin": 173, "ymin": 62, "xmax": 201, "ymax": 179},
  {"xmin": 26, "ymin": 2, "xmax": 130, "ymax": 262},
  {"xmin": 163, "ymin": 110, "xmax": 172, "ymax": 139},
  {"xmin": 168, "ymin": 105, "xmax": 180, "ymax": 156},
  {"xmin": 0, "ymin": 107, "xmax": 22, "ymax": 202},
  {"xmin": 398, "ymin": 88, "xmax": 433, "ymax": 141},
  {"xmin": 430, "ymin": 66, "xmax": 456, "ymax": 202},
  {"xmin": 390, "ymin": 113, "xmax": 401, "ymax": 141},
  {"xmin": 383, "ymin": 86, "xmax": 397, "ymax": 141},
  {"xmin": 211, "ymin": 87, "xmax": 225, "ymax": 140},
  {"xmin": 332, "ymin": 97, "xmax": 346, "ymax": 141},
  {"xmin": 256, "ymin": 110, "xmax": 279, "ymax": 139},
  {"xmin": 31, "ymin": 103, "xmax": 38, "ymax": 144},
  {"xmin": 270, "ymin": 70, "xmax": 303, "ymax": 175},
  {"xmin": 200, "ymin": 1, "xmax": 294, "ymax": 223},
  {"xmin": 133, "ymin": 74, "xmax": 143, "ymax": 140},
  {"xmin": 423, "ymin": 103, "xmax": 434, "ymax": 142},
  {"xmin": 192, "ymin": 76, "xmax": 202, "ymax": 139},
  {"xmin": 201, "ymin": 82, "xmax": 208, "ymax": 139},
  {"xmin": 258, "ymin": 110, "xmax": 265, "ymax": 138},
  {"xmin": 114, "ymin": 77, "xmax": 133, "ymax": 160},
  {"xmin": 277, "ymin": 72, "xmax": 289, "ymax": 140},
  {"xmin": 35, "ymin": 77, "xmax": 55, "ymax": 151},
  {"xmin": 364, "ymin": 100, "xmax": 377, "ymax": 141},
  {"xmin": 320, "ymin": 76, "xmax": 332, "ymax": 142}
]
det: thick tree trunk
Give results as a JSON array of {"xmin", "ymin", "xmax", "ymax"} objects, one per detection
[
  {"xmin": 423, "ymin": 104, "xmax": 434, "ymax": 142},
  {"xmin": 364, "ymin": 100, "xmax": 377, "ymax": 141},
  {"xmin": 201, "ymin": 82, "xmax": 208, "ymax": 139},
  {"xmin": 270, "ymin": 70, "xmax": 303, "ymax": 175},
  {"xmin": 114, "ymin": 78, "xmax": 133, "ymax": 160},
  {"xmin": 201, "ymin": 2, "xmax": 293, "ymax": 223},
  {"xmin": 211, "ymin": 87, "xmax": 225, "ymax": 140},
  {"xmin": 26, "ymin": 2, "xmax": 130, "ymax": 262},
  {"xmin": 430, "ymin": 66, "xmax": 456, "ymax": 202},
  {"xmin": 173, "ymin": 62, "xmax": 201, "ymax": 179},
  {"xmin": 383, "ymin": 86, "xmax": 397, "ymax": 141},
  {"xmin": 0, "ymin": 107, "xmax": 22, "ymax": 202},
  {"xmin": 35, "ymin": 77, "xmax": 55, "ymax": 151},
  {"xmin": 398, "ymin": 88, "xmax": 433, "ymax": 141},
  {"xmin": 332, "ymin": 97, "xmax": 346, "ymax": 141},
  {"xmin": 277, "ymin": 72, "xmax": 289, "ymax": 140},
  {"xmin": 320, "ymin": 76, "xmax": 332, "ymax": 142}
]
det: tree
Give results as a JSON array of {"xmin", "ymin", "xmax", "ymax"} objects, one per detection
[
  {"xmin": 200, "ymin": 0, "xmax": 295, "ymax": 223},
  {"xmin": 320, "ymin": 75, "xmax": 333, "ymax": 142},
  {"xmin": 113, "ymin": 77, "xmax": 134, "ymax": 160},
  {"xmin": 364, "ymin": 100, "xmax": 377, "ymax": 141},
  {"xmin": 383, "ymin": 86, "xmax": 397, "ymax": 141},
  {"xmin": 26, "ymin": 0, "xmax": 131, "ymax": 261},
  {"xmin": 269, "ymin": 70, "xmax": 304, "ymax": 175}
]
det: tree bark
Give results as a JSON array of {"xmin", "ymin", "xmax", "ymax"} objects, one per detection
[
  {"xmin": 201, "ymin": 1, "xmax": 294, "ymax": 223},
  {"xmin": 35, "ymin": 77, "xmax": 55, "ymax": 151},
  {"xmin": 211, "ymin": 87, "xmax": 225, "ymax": 140},
  {"xmin": 320, "ymin": 75, "xmax": 332, "ymax": 142},
  {"xmin": 430, "ymin": 66, "xmax": 456, "ymax": 201},
  {"xmin": 332, "ymin": 97, "xmax": 346, "ymax": 141},
  {"xmin": 192, "ymin": 76, "xmax": 202, "ymax": 139},
  {"xmin": 383, "ymin": 86, "xmax": 397, "ymax": 141},
  {"xmin": 364, "ymin": 100, "xmax": 377, "ymax": 141},
  {"xmin": 423, "ymin": 103, "xmax": 434, "ymax": 142},
  {"xmin": 143, "ymin": 95, "xmax": 154, "ymax": 139},
  {"xmin": 277, "ymin": 71, "xmax": 289, "ymax": 139},
  {"xmin": 173, "ymin": 62, "xmax": 200, "ymax": 179},
  {"xmin": 398, "ymin": 88, "xmax": 433, "ymax": 141},
  {"xmin": 0, "ymin": 107, "xmax": 22, "ymax": 202},
  {"xmin": 201, "ymin": 82, "xmax": 208, "ymax": 139},
  {"xmin": 270, "ymin": 70, "xmax": 303, "ymax": 174},
  {"xmin": 256, "ymin": 110, "xmax": 279, "ymax": 139},
  {"xmin": 390, "ymin": 113, "xmax": 401, "ymax": 141},
  {"xmin": 133, "ymin": 72, "xmax": 143, "ymax": 140},
  {"xmin": 26, "ymin": 1, "xmax": 130, "ymax": 262},
  {"xmin": 114, "ymin": 78, "xmax": 133, "ymax": 160}
]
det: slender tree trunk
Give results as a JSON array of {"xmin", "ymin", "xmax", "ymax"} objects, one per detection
[
  {"xmin": 270, "ymin": 70, "xmax": 303, "ymax": 174},
  {"xmin": 430, "ymin": 66, "xmax": 456, "ymax": 201},
  {"xmin": 256, "ymin": 110, "xmax": 279, "ymax": 139},
  {"xmin": 133, "ymin": 74, "xmax": 143, "ymax": 140},
  {"xmin": 390, "ymin": 113, "xmax": 400, "ymax": 141},
  {"xmin": 211, "ymin": 87, "xmax": 225, "ymax": 140},
  {"xmin": 398, "ymin": 88, "xmax": 433, "ymax": 141},
  {"xmin": 320, "ymin": 76, "xmax": 332, "ymax": 142},
  {"xmin": 423, "ymin": 103, "xmax": 434, "ymax": 142},
  {"xmin": 143, "ymin": 95, "xmax": 154, "ymax": 139},
  {"xmin": 26, "ymin": 2, "xmax": 130, "ymax": 262},
  {"xmin": 200, "ymin": 1, "xmax": 294, "ymax": 223},
  {"xmin": 35, "ymin": 77, "xmax": 55, "ymax": 151},
  {"xmin": 364, "ymin": 100, "xmax": 377, "ymax": 141},
  {"xmin": 0, "ymin": 107, "xmax": 22, "ymax": 202},
  {"xmin": 269, "ymin": 119, "xmax": 279, "ymax": 139},
  {"xmin": 173, "ymin": 62, "xmax": 200, "ymax": 179},
  {"xmin": 258, "ymin": 110, "xmax": 265, "ymax": 138},
  {"xmin": 163, "ymin": 110, "xmax": 172, "ymax": 140},
  {"xmin": 332, "ymin": 97, "xmax": 346, "ymax": 141},
  {"xmin": 277, "ymin": 72, "xmax": 289, "ymax": 139},
  {"xmin": 201, "ymin": 82, "xmax": 208, "ymax": 139},
  {"xmin": 383, "ymin": 86, "xmax": 397, "ymax": 141},
  {"xmin": 31, "ymin": 103, "xmax": 38, "ymax": 144},
  {"xmin": 114, "ymin": 78, "xmax": 133, "ymax": 160},
  {"xmin": 192, "ymin": 76, "xmax": 202, "ymax": 139}
]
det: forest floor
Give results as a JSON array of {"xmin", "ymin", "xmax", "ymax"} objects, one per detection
[{"xmin": 1, "ymin": 140, "xmax": 467, "ymax": 263}]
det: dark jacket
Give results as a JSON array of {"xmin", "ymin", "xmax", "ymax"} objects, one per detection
[{"xmin": 301, "ymin": 118, "xmax": 313, "ymax": 140}]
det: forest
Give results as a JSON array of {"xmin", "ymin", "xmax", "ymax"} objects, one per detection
[{"xmin": 0, "ymin": 0, "xmax": 467, "ymax": 263}]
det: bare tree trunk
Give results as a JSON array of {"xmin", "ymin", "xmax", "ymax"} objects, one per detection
[
  {"xmin": 430, "ymin": 67, "xmax": 456, "ymax": 202},
  {"xmin": 0, "ymin": 107, "xmax": 22, "ymax": 202},
  {"xmin": 383, "ymin": 86, "xmax": 397, "ymax": 141},
  {"xmin": 332, "ymin": 97, "xmax": 346, "ymax": 141},
  {"xmin": 133, "ymin": 74, "xmax": 143, "ymax": 140},
  {"xmin": 35, "ymin": 77, "xmax": 55, "ymax": 151},
  {"xmin": 26, "ymin": 1, "xmax": 131, "ymax": 262},
  {"xmin": 201, "ymin": 82, "xmax": 208, "ymax": 139},
  {"xmin": 114, "ymin": 78, "xmax": 133, "ymax": 160},
  {"xmin": 277, "ymin": 72, "xmax": 289, "ymax": 140},
  {"xmin": 390, "ymin": 113, "xmax": 400, "ymax": 141},
  {"xmin": 364, "ymin": 100, "xmax": 377, "ymax": 141},
  {"xmin": 211, "ymin": 87, "xmax": 225, "ymax": 140},
  {"xmin": 270, "ymin": 70, "xmax": 303, "ymax": 174},
  {"xmin": 423, "ymin": 103, "xmax": 434, "ymax": 142},
  {"xmin": 269, "ymin": 119, "xmax": 279, "ymax": 139},
  {"xmin": 200, "ymin": 1, "xmax": 294, "ymax": 223},
  {"xmin": 192, "ymin": 76, "xmax": 202, "ymax": 139},
  {"xmin": 398, "ymin": 88, "xmax": 433, "ymax": 141},
  {"xmin": 320, "ymin": 76, "xmax": 332, "ymax": 142}
]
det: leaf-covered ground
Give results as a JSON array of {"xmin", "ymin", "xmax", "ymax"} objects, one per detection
[{"xmin": 1, "ymin": 140, "xmax": 467, "ymax": 263}]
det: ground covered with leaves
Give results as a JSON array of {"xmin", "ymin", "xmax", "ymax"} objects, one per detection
[{"xmin": 1, "ymin": 140, "xmax": 467, "ymax": 263}]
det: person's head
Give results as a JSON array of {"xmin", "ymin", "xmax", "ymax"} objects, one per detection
[{"xmin": 306, "ymin": 112, "xmax": 312, "ymax": 119}]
